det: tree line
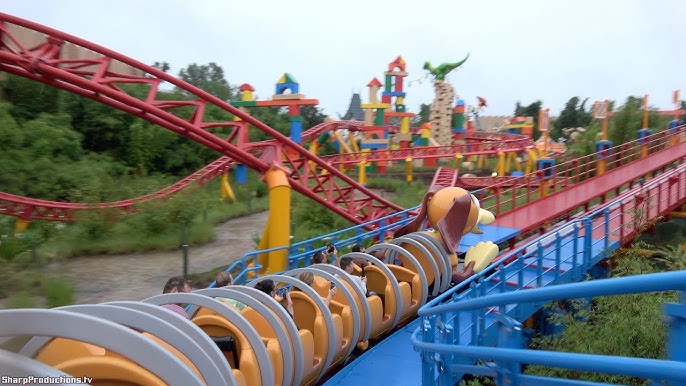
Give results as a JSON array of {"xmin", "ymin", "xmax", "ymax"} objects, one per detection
[{"xmin": 0, "ymin": 62, "xmax": 327, "ymax": 202}]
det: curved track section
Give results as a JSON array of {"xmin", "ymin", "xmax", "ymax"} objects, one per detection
[
  {"xmin": 0, "ymin": 156, "xmax": 235, "ymax": 221},
  {"xmin": 0, "ymin": 14, "xmax": 402, "ymax": 225}
]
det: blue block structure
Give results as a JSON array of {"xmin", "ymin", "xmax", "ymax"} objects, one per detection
[
  {"xmin": 275, "ymin": 82, "xmax": 299, "ymax": 95},
  {"xmin": 360, "ymin": 142, "xmax": 388, "ymax": 150},
  {"xmin": 453, "ymin": 128, "xmax": 466, "ymax": 134},
  {"xmin": 381, "ymin": 91, "xmax": 406, "ymax": 98},
  {"xmin": 536, "ymin": 158, "xmax": 555, "ymax": 180},
  {"xmin": 638, "ymin": 128, "xmax": 653, "ymax": 145},
  {"xmin": 235, "ymin": 164, "xmax": 248, "ymax": 184},
  {"xmin": 669, "ymin": 120, "xmax": 683, "ymax": 134},
  {"xmin": 595, "ymin": 140, "xmax": 613, "ymax": 159},
  {"xmin": 290, "ymin": 120, "xmax": 302, "ymax": 143}
]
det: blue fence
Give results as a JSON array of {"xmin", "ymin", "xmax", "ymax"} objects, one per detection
[
  {"xmin": 411, "ymin": 161, "xmax": 686, "ymax": 385},
  {"xmin": 208, "ymin": 205, "xmax": 419, "ymax": 287}
]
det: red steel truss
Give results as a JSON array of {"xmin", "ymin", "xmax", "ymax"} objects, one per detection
[{"xmin": 0, "ymin": 13, "xmax": 402, "ymax": 225}]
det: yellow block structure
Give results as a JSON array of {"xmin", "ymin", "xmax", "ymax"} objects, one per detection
[
  {"xmin": 257, "ymin": 166, "xmax": 291, "ymax": 274},
  {"xmin": 360, "ymin": 103, "xmax": 390, "ymax": 110},
  {"xmin": 400, "ymin": 116, "xmax": 410, "ymax": 134}
]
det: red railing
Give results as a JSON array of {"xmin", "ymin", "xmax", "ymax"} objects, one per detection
[{"xmin": 478, "ymin": 127, "xmax": 684, "ymax": 216}]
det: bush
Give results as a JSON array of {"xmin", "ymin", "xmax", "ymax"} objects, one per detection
[
  {"xmin": 526, "ymin": 244, "xmax": 680, "ymax": 384},
  {"xmin": 40, "ymin": 275, "xmax": 74, "ymax": 307},
  {"xmin": 6, "ymin": 291, "xmax": 37, "ymax": 308}
]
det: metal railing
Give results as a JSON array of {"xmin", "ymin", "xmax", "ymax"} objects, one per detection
[
  {"xmin": 210, "ymin": 205, "xmax": 418, "ymax": 286},
  {"xmin": 412, "ymin": 157, "xmax": 686, "ymax": 385},
  {"xmin": 473, "ymin": 127, "xmax": 684, "ymax": 216}
]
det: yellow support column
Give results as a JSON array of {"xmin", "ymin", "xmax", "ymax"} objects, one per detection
[
  {"xmin": 453, "ymin": 153, "xmax": 463, "ymax": 169},
  {"xmin": 358, "ymin": 160, "xmax": 367, "ymax": 185},
  {"xmin": 406, "ymin": 157, "xmax": 413, "ymax": 183},
  {"xmin": 14, "ymin": 218, "xmax": 29, "ymax": 234},
  {"xmin": 539, "ymin": 179, "xmax": 549, "ymax": 198},
  {"xmin": 496, "ymin": 152, "xmax": 505, "ymax": 177},
  {"xmin": 507, "ymin": 152, "xmax": 519, "ymax": 173},
  {"xmin": 525, "ymin": 148, "xmax": 538, "ymax": 174},
  {"xmin": 220, "ymin": 173, "xmax": 237, "ymax": 202},
  {"xmin": 477, "ymin": 154, "xmax": 485, "ymax": 169},
  {"xmin": 262, "ymin": 166, "xmax": 291, "ymax": 274}
]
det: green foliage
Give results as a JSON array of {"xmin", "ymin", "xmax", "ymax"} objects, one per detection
[
  {"xmin": 291, "ymin": 194, "xmax": 353, "ymax": 241},
  {"xmin": 177, "ymin": 62, "xmax": 235, "ymax": 101},
  {"xmin": 0, "ymin": 75, "xmax": 59, "ymax": 121},
  {"xmin": 60, "ymin": 90, "xmax": 135, "ymax": 154},
  {"xmin": 247, "ymin": 107, "xmax": 291, "ymax": 141},
  {"xmin": 526, "ymin": 243, "xmax": 681, "ymax": 385},
  {"xmin": 6, "ymin": 290, "xmax": 37, "ymax": 308},
  {"xmin": 41, "ymin": 276, "xmax": 74, "ymax": 307},
  {"xmin": 411, "ymin": 103, "xmax": 431, "ymax": 125},
  {"xmin": 300, "ymin": 105, "xmax": 327, "ymax": 129},
  {"xmin": 366, "ymin": 178, "xmax": 427, "ymax": 208},
  {"xmin": 566, "ymin": 122, "xmax": 600, "ymax": 158},
  {"xmin": 552, "ymin": 96, "xmax": 593, "ymax": 140},
  {"xmin": 608, "ymin": 96, "xmax": 671, "ymax": 146},
  {"xmin": 152, "ymin": 61, "xmax": 170, "ymax": 73}
]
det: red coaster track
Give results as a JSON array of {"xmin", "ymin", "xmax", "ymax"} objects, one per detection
[
  {"xmin": 0, "ymin": 14, "xmax": 536, "ymax": 224},
  {"xmin": 0, "ymin": 14, "xmax": 403, "ymax": 225}
]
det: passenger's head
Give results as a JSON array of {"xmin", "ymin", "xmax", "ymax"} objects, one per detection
[
  {"xmin": 163, "ymin": 276, "xmax": 191, "ymax": 294},
  {"xmin": 371, "ymin": 250, "xmax": 386, "ymax": 261},
  {"xmin": 215, "ymin": 271, "xmax": 233, "ymax": 287},
  {"xmin": 312, "ymin": 251, "xmax": 327, "ymax": 264},
  {"xmin": 299, "ymin": 272, "xmax": 314, "ymax": 286},
  {"xmin": 352, "ymin": 244, "xmax": 365, "ymax": 253},
  {"xmin": 254, "ymin": 279, "xmax": 276, "ymax": 296},
  {"xmin": 340, "ymin": 256, "xmax": 354, "ymax": 273}
]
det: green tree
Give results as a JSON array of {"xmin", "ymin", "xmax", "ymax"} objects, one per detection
[
  {"xmin": 410, "ymin": 103, "xmax": 431, "ymax": 126},
  {"xmin": 0, "ymin": 75, "xmax": 59, "ymax": 121},
  {"xmin": 300, "ymin": 105, "xmax": 327, "ymax": 130},
  {"xmin": 608, "ymin": 96, "xmax": 670, "ymax": 146},
  {"xmin": 552, "ymin": 97, "xmax": 593, "ymax": 140},
  {"xmin": 177, "ymin": 62, "xmax": 235, "ymax": 101},
  {"xmin": 60, "ymin": 91, "xmax": 135, "ymax": 154},
  {"xmin": 152, "ymin": 61, "xmax": 170, "ymax": 73}
]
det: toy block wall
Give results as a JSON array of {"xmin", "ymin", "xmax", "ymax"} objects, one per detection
[{"xmin": 429, "ymin": 80, "xmax": 455, "ymax": 146}]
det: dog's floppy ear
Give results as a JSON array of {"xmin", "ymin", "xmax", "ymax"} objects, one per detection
[
  {"xmin": 435, "ymin": 192, "xmax": 472, "ymax": 253},
  {"xmin": 393, "ymin": 185, "xmax": 444, "ymax": 238}
]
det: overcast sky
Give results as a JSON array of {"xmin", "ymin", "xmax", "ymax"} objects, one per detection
[{"xmin": 3, "ymin": 0, "xmax": 685, "ymax": 118}]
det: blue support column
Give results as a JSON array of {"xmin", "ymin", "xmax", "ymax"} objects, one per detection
[
  {"xmin": 495, "ymin": 314, "xmax": 523, "ymax": 385},
  {"xmin": 421, "ymin": 316, "xmax": 438, "ymax": 385},
  {"xmin": 595, "ymin": 140, "xmax": 613, "ymax": 159},
  {"xmin": 536, "ymin": 158, "xmax": 555, "ymax": 180},
  {"xmin": 290, "ymin": 120, "xmax": 303, "ymax": 144},
  {"xmin": 666, "ymin": 293, "xmax": 686, "ymax": 363},
  {"xmin": 235, "ymin": 164, "xmax": 248, "ymax": 185},
  {"xmin": 638, "ymin": 128, "xmax": 653, "ymax": 145},
  {"xmin": 669, "ymin": 120, "xmax": 681, "ymax": 134}
]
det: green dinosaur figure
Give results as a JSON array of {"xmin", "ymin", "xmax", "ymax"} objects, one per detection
[{"xmin": 423, "ymin": 54, "xmax": 470, "ymax": 81}]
